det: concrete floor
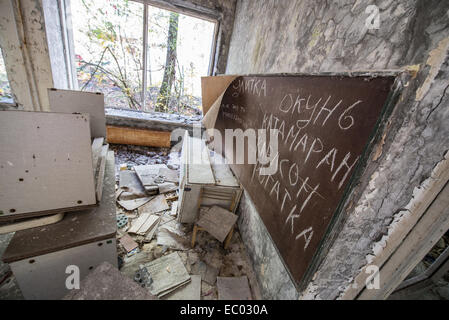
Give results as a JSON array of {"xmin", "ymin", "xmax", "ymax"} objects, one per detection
[{"xmin": 0, "ymin": 233, "xmax": 23, "ymax": 300}]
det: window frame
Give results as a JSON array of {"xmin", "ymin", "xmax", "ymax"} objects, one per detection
[{"xmin": 65, "ymin": 0, "xmax": 220, "ymax": 112}]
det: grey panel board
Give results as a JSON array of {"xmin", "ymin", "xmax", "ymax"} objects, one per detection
[
  {"xmin": 2, "ymin": 152, "xmax": 117, "ymax": 263},
  {"xmin": 48, "ymin": 88, "xmax": 106, "ymax": 138},
  {"xmin": 0, "ymin": 111, "xmax": 96, "ymax": 220}
]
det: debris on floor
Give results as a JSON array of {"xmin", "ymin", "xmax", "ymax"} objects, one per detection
[
  {"xmin": 164, "ymin": 275, "xmax": 201, "ymax": 300},
  {"xmin": 197, "ymin": 206, "xmax": 238, "ymax": 243},
  {"xmin": 217, "ymin": 276, "xmax": 252, "ymax": 300},
  {"xmin": 144, "ymin": 252, "xmax": 191, "ymax": 298},
  {"xmin": 64, "ymin": 262, "xmax": 157, "ymax": 300},
  {"xmin": 113, "ymin": 143, "xmax": 262, "ymax": 300}
]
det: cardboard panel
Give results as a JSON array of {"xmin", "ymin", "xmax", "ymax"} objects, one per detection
[{"xmin": 0, "ymin": 111, "xmax": 96, "ymax": 220}]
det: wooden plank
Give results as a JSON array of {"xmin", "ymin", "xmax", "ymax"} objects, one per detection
[
  {"xmin": 213, "ymin": 75, "xmax": 396, "ymax": 286},
  {"xmin": 209, "ymin": 150, "xmax": 239, "ymax": 187},
  {"xmin": 137, "ymin": 214, "xmax": 160, "ymax": 236},
  {"xmin": 47, "ymin": 88, "xmax": 106, "ymax": 138},
  {"xmin": 91, "ymin": 137, "xmax": 105, "ymax": 177},
  {"xmin": 106, "ymin": 125, "xmax": 170, "ymax": 147},
  {"xmin": 2, "ymin": 151, "xmax": 117, "ymax": 263},
  {"xmin": 119, "ymin": 234, "xmax": 138, "ymax": 253},
  {"xmin": 342, "ymin": 152, "xmax": 449, "ymax": 299},
  {"xmin": 0, "ymin": 111, "xmax": 96, "ymax": 221},
  {"xmin": 144, "ymin": 218, "xmax": 161, "ymax": 242},
  {"xmin": 164, "ymin": 275, "xmax": 201, "ymax": 300},
  {"xmin": 197, "ymin": 206, "xmax": 238, "ymax": 243},
  {"xmin": 117, "ymin": 197, "xmax": 153, "ymax": 211},
  {"xmin": 128, "ymin": 213, "xmax": 151, "ymax": 234},
  {"xmin": 358, "ymin": 180, "xmax": 449, "ymax": 299}
]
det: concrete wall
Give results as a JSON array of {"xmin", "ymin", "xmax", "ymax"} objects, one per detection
[{"xmin": 227, "ymin": 0, "xmax": 449, "ymax": 299}]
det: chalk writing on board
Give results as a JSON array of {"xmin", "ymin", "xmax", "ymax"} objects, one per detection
[{"xmin": 215, "ymin": 75, "xmax": 395, "ymax": 285}]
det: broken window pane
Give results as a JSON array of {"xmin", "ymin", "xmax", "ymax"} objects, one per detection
[
  {"xmin": 0, "ymin": 47, "xmax": 13, "ymax": 104},
  {"xmin": 71, "ymin": 0, "xmax": 144, "ymax": 109}
]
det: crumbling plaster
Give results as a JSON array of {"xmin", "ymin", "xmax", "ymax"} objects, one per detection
[{"xmin": 226, "ymin": 0, "xmax": 449, "ymax": 299}]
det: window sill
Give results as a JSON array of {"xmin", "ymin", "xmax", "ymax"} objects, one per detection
[{"xmin": 105, "ymin": 107, "xmax": 203, "ymax": 134}]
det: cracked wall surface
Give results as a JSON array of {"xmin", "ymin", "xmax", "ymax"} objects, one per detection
[{"xmin": 227, "ymin": 0, "xmax": 449, "ymax": 299}]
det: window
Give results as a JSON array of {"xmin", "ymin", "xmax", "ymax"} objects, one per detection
[
  {"xmin": 0, "ymin": 47, "xmax": 14, "ymax": 105},
  {"xmin": 70, "ymin": 0, "xmax": 216, "ymax": 116}
]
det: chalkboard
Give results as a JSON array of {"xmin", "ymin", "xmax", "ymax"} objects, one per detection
[{"xmin": 212, "ymin": 75, "xmax": 395, "ymax": 286}]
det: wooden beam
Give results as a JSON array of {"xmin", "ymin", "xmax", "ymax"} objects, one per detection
[{"xmin": 106, "ymin": 126, "xmax": 171, "ymax": 148}]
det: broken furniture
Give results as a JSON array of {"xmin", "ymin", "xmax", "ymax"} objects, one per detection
[
  {"xmin": 177, "ymin": 132, "xmax": 242, "ymax": 224},
  {"xmin": 191, "ymin": 206, "xmax": 238, "ymax": 249},
  {"xmin": 64, "ymin": 262, "xmax": 157, "ymax": 300},
  {"xmin": 1, "ymin": 153, "xmax": 118, "ymax": 300},
  {"xmin": 0, "ymin": 111, "xmax": 97, "ymax": 221}
]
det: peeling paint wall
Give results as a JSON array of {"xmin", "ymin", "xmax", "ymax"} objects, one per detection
[{"xmin": 227, "ymin": 0, "xmax": 449, "ymax": 299}]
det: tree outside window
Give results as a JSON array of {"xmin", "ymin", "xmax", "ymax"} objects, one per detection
[{"xmin": 70, "ymin": 0, "xmax": 215, "ymax": 117}]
